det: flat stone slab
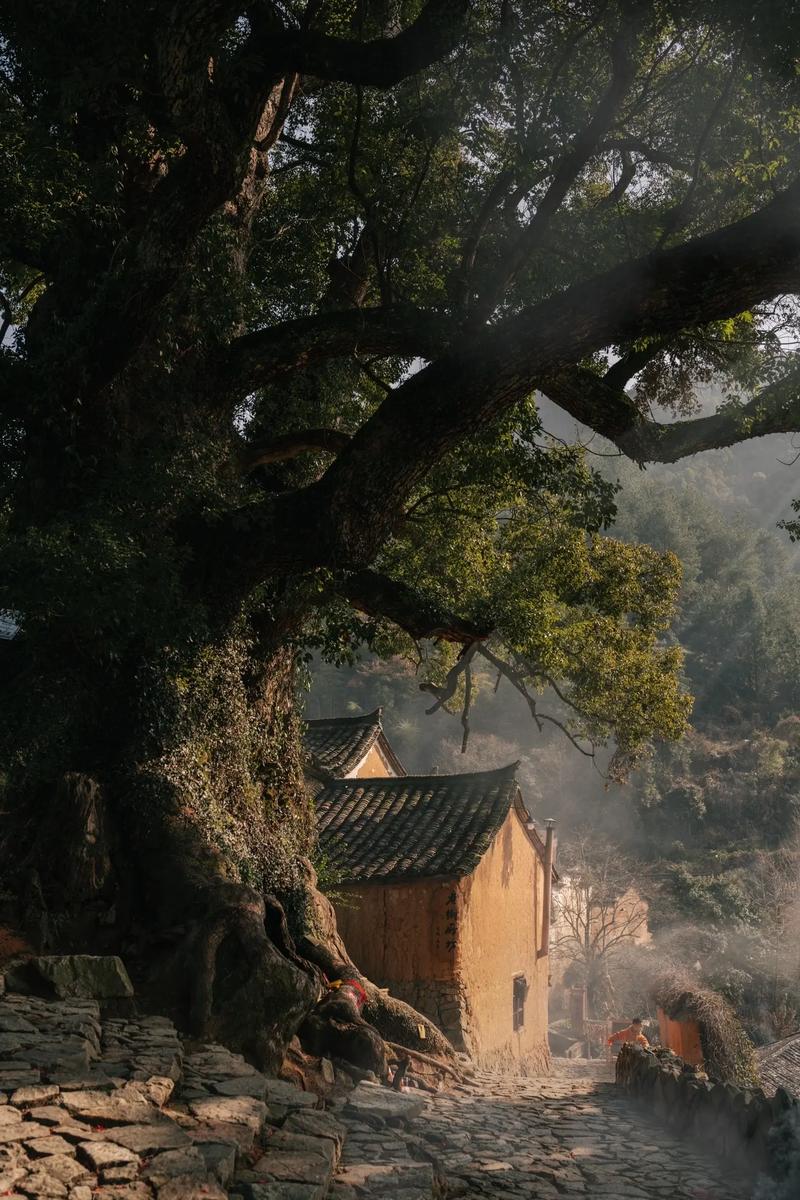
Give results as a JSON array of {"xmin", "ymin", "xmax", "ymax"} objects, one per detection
[
  {"xmin": 344, "ymin": 1082, "xmax": 427, "ymax": 1125},
  {"xmin": 191, "ymin": 1118, "xmax": 257, "ymax": 1154},
  {"xmin": 244, "ymin": 1184, "xmax": 326, "ymax": 1200},
  {"xmin": 284, "ymin": 1108, "xmax": 347, "ymax": 1152},
  {"xmin": 77, "ymin": 1139, "xmax": 139, "ymax": 1170},
  {"xmin": 264, "ymin": 1079, "xmax": 318, "ymax": 1110},
  {"xmin": 3, "ymin": 956, "xmax": 133, "ymax": 1001},
  {"xmin": 100, "ymin": 1121, "xmax": 192, "ymax": 1155},
  {"xmin": 0, "ymin": 1120, "xmax": 50, "ymax": 1143},
  {"xmin": 60, "ymin": 1089, "xmax": 159, "ymax": 1125},
  {"xmin": 11, "ymin": 1084, "xmax": 60, "ymax": 1108},
  {"xmin": 210, "ymin": 1073, "xmax": 268, "ymax": 1100},
  {"xmin": 158, "ymin": 1178, "xmax": 227, "ymax": 1199},
  {"xmin": 25, "ymin": 1135, "xmax": 76, "ymax": 1157},
  {"xmin": 188, "ymin": 1094, "xmax": 268, "ymax": 1134},
  {"xmin": 141, "ymin": 1144, "xmax": 207, "ymax": 1185}
]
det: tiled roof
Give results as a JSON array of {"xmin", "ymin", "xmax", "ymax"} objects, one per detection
[
  {"xmin": 0, "ymin": 612, "xmax": 19, "ymax": 640},
  {"xmin": 756, "ymin": 1032, "xmax": 800, "ymax": 1097},
  {"xmin": 316, "ymin": 762, "xmax": 522, "ymax": 883},
  {"xmin": 304, "ymin": 709, "xmax": 403, "ymax": 777}
]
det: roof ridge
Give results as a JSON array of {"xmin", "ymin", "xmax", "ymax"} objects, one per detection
[
  {"xmin": 321, "ymin": 760, "xmax": 519, "ymax": 787},
  {"xmin": 305, "ymin": 707, "xmax": 383, "ymax": 728}
]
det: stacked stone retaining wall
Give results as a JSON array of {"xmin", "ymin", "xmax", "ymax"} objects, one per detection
[{"xmin": 616, "ymin": 1041, "xmax": 800, "ymax": 1184}]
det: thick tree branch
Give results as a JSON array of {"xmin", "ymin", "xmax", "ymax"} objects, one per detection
[
  {"xmin": 265, "ymin": 0, "xmax": 469, "ymax": 88},
  {"xmin": 339, "ymin": 570, "xmax": 489, "ymax": 643},
  {"xmin": 211, "ymin": 180, "xmax": 800, "ymax": 581},
  {"xmin": 540, "ymin": 362, "xmax": 800, "ymax": 463},
  {"xmin": 241, "ymin": 429, "xmax": 352, "ymax": 472},
  {"xmin": 213, "ymin": 306, "xmax": 454, "ymax": 397}
]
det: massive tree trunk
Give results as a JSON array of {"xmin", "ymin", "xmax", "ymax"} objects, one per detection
[{"xmin": 0, "ymin": 600, "xmax": 451, "ymax": 1070}]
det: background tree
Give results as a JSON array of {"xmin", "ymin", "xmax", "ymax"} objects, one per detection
[
  {"xmin": 552, "ymin": 835, "xmax": 651, "ymax": 1016},
  {"xmin": 4, "ymin": 0, "xmax": 800, "ymax": 1068}
]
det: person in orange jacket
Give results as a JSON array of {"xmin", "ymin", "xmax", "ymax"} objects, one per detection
[{"xmin": 608, "ymin": 1017, "xmax": 650, "ymax": 1049}]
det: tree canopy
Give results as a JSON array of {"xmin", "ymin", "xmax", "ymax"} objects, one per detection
[{"xmin": 6, "ymin": 0, "xmax": 800, "ymax": 774}]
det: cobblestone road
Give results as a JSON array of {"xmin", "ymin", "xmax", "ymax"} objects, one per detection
[
  {"xmin": 423, "ymin": 1062, "xmax": 753, "ymax": 1199},
  {"xmin": 336, "ymin": 1060, "xmax": 755, "ymax": 1200}
]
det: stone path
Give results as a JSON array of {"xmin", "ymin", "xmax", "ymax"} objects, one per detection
[
  {"xmin": 0, "ymin": 965, "xmax": 760, "ymax": 1200},
  {"xmin": 332, "ymin": 1062, "xmax": 756, "ymax": 1200}
]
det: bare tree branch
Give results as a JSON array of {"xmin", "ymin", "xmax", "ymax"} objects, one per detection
[{"xmin": 420, "ymin": 641, "xmax": 480, "ymax": 714}]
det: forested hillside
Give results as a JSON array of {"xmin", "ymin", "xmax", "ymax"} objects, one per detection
[{"xmin": 310, "ymin": 423, "xmax": 800, "ymax": 1042}]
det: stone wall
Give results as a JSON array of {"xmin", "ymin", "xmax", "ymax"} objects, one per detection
[
  {"xmin": 380, "ymin": 979, "xmax": 474, "ymax": 1052},
  {"xmin": 616, "ymin": 1042, "xmax": 800, "ymax": 1183}
]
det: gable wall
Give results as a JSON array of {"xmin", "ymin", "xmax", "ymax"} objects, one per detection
[
  {"xmin": 347, "ymin": 741, "xmax": 397, "ymax": 778},
  {"xmin": 456, "ymin": 810, "xmax": 550, "ymax": 1067}
]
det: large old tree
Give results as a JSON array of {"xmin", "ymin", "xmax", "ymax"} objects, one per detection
[{"xmin": 3, "ymin": 0, "xmax": 800, "ymax": 1067}]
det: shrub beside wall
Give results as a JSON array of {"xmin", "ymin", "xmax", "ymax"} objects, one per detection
[{"xmin": 616, "ymin": 1043, "xmax": 800, "ymax": 1183}]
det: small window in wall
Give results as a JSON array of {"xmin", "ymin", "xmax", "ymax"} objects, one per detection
[{"xmin": 513, "ymin": 974, "xmax": 527, "ymax": 1031}]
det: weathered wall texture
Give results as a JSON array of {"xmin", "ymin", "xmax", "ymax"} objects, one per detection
[
  {"xmin": 616, "ymin": 1041, "xmax": 800, "ymax": 1184},
  {"xmin": 457, "ymin": 811, "xmax": 549, "ymax": 1069},
  {"xmin": 334, "ymin": 878, "xmax": 456, "ymax": 987}
]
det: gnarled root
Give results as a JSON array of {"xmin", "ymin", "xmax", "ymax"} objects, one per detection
[{"xmin": 295, "ymin": 859, "xmax": 458, "ymax": 1070}]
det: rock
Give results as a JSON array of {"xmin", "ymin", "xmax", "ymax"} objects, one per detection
[
  {"xmin": 262, "ymin": 1129, "xmax": 336, "ymax": 1167},
  {"xmin": 3, "ymin": 957, "xmax": 134, "ymax": 1001},
  {"xmin": 0, "ymin": 1106, "xmax": 22, "ymax": 1125},
  {"xmin": 134, "ymin": 1075, "xmax": 174, "ymax": 1107},
  {"xmin": 250, "ymin": 1148, "xmax": 332, "ymax": 1187},
  {"xmin": 188, "ymin": 1095, "xmax": 268, "ymax": 1135},
  {"xmin": 264, "ymin": 1080, "xmax": 317, "ymax": 1111},
  {"xmin": 60, "ymin": 1089, "xmax": 159, "ymax": 1126},
  {"xmin": 0, "ymin": 1069, "xmax": 41, "ymax": 1087},
  {"xmin": 11, "ymin": 1084, "xmax": 60, "ymax": 1108},
  {"xmin": 25, "ymin": 1136, "xmax": 77, "ymax": 1157},
  {"xmin": 0, "ymin": 1121, "xmax": 50, "ymax": 1143},
  {"xmin": 211, "ymin": 1074, "xmax": 268, "ymax": 1100},
  {"xmin": 90, "ymin": 1186, "xmax": 151, "ymax": 1199},
  {"xmin": 158, "ymin": 1178, "xmax": 227, "ymax": 1199},
  {"xmin": 337, "ymin": 1161, "xmax": 435, "ymax": 1193},
  {"xmin": 196, "ymin": 1140, "xmax": 237, "ymax": 1186},
  {"xmin": 101, "ymin": 1163, "xmax": 140, "ymax": 1183},
  {"xmin": 0, "ymin": 1012, "xmax": 38, "ymax": 1035},
  {"xmin": 142, "ymin": 1145, "xmax": 207, "ymax": 1186},
  {"xmin": 17, "ymin": 1169, "xmax": 68, "ymax": 1197},
  {"xmin": 240, "ymin": 1186, "xmax": 325, "ymax": 1200},
  {"xmin": 28, "ymin": 1108, "xmax": 70, "ymax": 1126},
  {"xmin": 69, "ymin": 1189, "xmax": 93, "ymax": 1200},
  {"xmin": 284, "ymin": 1108, "xmax": 347, "ymax": 1152},
  {"xmin": 344, "ymin": 1081, "xmax": 427, "ymax": 1125},
  {"xmin": 77, "ymin": 1140, "xmax": 139, "ymax": 1171},
  {"xmin": 100, "ymin": 1122, "xmax": 192, "ymax": 1155},
  {"xmin": 33, "ymin": 1155, "xmax": 92, "ymax": 1187},
  {"xmin": 191, "ymin": 1119, "xmax": 256, "ymax": 1154}
]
